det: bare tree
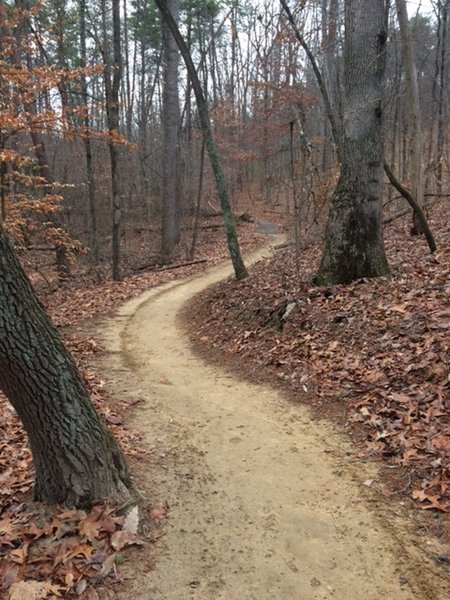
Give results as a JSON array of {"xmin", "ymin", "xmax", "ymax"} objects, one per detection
[
  {"xmin": 102, "ymin": 0, "xmax": 123, "ymax": 280},
  {"xmin": 160, "ymin": 0, "xmax": 181, "ymax": 263},
  {"xmin": 396, "ymin": 0, "xmax": 424, "ymax": 234},
  {"xmin": 79, "ymin": 0, "xmax": 99, "ymax": 262},
  {"xmin": 154, "ymin": 0, "xmax": 248, "ymax": 280}
]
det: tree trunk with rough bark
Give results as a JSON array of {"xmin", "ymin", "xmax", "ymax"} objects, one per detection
[
  {"xmin": 0, "ymin": 225, "xmax": 133, "ymax": 507},
  {"xmin": 314, "ymin": 0, "xmax": 389, "ymax": 285}
]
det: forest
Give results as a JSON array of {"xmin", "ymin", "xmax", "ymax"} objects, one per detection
[{"xmin": 1, "ymin": 0, "xmax": 450, "ymax": 598}]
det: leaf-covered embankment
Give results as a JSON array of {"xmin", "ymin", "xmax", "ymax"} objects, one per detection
[{"xmin": 188, "ymin": 202, "xmax": 450, "ymax": 523}]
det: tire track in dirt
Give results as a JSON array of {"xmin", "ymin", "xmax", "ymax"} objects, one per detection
[{"xmin": 99, "ymin": 240, "xmax": 450, "ymax": 599}]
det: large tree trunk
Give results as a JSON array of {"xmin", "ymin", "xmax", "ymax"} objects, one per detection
[
  {"xmin": 0, "ymin": 225, "xmax": 132, "ymax": 507},
  {"xmin": 161, "ymin": 0, "xmax": 181, "ymax": 263},
  {"xmin": 314, "ymin": 0, "xmax": 389, "ymax": 285}
]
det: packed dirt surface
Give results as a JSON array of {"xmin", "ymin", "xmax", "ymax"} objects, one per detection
[{"xmin": 99, "ymin": 240, "xmax": 450, "ymax": 600}]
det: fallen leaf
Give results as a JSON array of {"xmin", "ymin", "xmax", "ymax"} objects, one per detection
[
  {"xmin": 97, "ymin": 553, "xmax": 116, "ymax": 578},
  {"xmin": 79, "ymin": 587, "xmax": 99, "ymax": 600},
  {"xmin": 362, "ymin": 479, "xmax": 375, "ymax": 487},
  {"xmin": 110, "ymin": 530, "xmax": 143, "ymax": 551},
  {"xmin": 148, "ymin": 505, "xmax": 168, "ymax": 520},
  {"xmin": 9, "ymin": 542, "xmax": 29, "ymax": 565},
  {"xmin": 8, "ymin": 580, "xmax": 47, "ymax": 600},
  {"xmin": 123, "ymin": 505, "xmax": 139, "ymax": 535}
]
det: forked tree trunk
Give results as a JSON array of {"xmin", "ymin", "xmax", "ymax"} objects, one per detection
[
  {"xmin": 0, "ymin": 225, "xmax": 133, "ymax": 507},
  {"xmin": 314, "ymin": 0, "xmax": 389, "ymax": 285}
]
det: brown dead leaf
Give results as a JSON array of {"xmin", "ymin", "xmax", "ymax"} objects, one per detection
[
  {"xmin": 0, "ymin": 563, "xmax": 19, "ymax": 591},
  {"xmin": 148, "ymin": 505, "xmax": 168, "ymax": 520},
  {"xmin": 110, "ymin": 529, "xmax": 143, "ymax": 551},
  {"xmin": 390, "ymin": 392, "xmax": 412, "ymax": 404},
  {"xmin": 390, "ymin": 304, "xmax": 408, "ymax": 314},
  {"xmin": 9, "ymin": 542, "xmax": 29, "ymax": 565},
  {"xmin": 432, "ymin": 436, "xmax": 450, "ymax": 450},
  {"xmin": 8, "ymin": 580, "xmax": 47, "ymax": 600},
  {"xmin": 97, "ymin": 553, "xmax": 116, "ymax": 578},
  {"xmin": 97, "ymin": 515, "xmax": 117, "ymax": 535},
  {"xmin": 27, "ymin": 522, "xmax": 53, "ymax": 540},
  {"xmin": 78, "ymin": 515, "xmax": 103, "ymax": 542},
  {"xmin": 79, "ymin": 586, "xmax": 99, "ymax": 600},
  {"xmin": 362, "ymin": 479, "xmax": 375, "ymax": 487}
]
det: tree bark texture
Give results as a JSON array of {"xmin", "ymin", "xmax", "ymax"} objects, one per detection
[
  {"xmin": 0, "ymin": 226, "xmax": 132, "ymax": 506},
  {"xmin": 161, "ymin": 0, "xmax": 181, "ymax": 263},
  {"xmin": 314, "ymin": 0, "xmax": 389, "ymax": 285}
]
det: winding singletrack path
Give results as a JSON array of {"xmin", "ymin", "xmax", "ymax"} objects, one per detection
[{"xmin": 100, "ymin": 241, "xmax": 449, "ymax": 600}]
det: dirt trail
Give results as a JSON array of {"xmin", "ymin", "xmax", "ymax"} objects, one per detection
[{"xmin": 99, "ymin": 241, "xmax": 449, "ymax": 600}]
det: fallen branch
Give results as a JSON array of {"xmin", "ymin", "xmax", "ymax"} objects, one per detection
[
  {"xmin": 384, "ymin": 207, "xmax": 412, "ymax": 224},
  {"xmin": 383, "ymin": 162, "xmax": 437, "ymax": 253},
  {"xmin": 134, "ymin": 258, "xmax": 207, "ymax": 272},
  {"xmin": 25, "ymin": 246, "xmax": 54, "ymax": 251},
  {"xmin": 156, "ymin": 258, "xmax": 207, "ymax": 271},
  {"xmin": 384, "ymin": 196, "xmax": 445, "ymax": 224},
  {"xmin": 274, "ymin": 239, "xmax": 295, "ymax": 250},
  {"xmin": 188, "ymin": 224, "xmax": 221, "ymax": 230}
]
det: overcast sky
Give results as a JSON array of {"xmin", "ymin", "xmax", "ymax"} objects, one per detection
[{"xmin": 406, "ymin": 0, "xmax": 435, "ymax": 18}]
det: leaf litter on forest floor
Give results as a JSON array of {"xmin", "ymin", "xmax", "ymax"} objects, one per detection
[
  {"xmin": 0, "ymin": 221, "xmax": 265, "ymax": 598},
  {"xmin": 188, "ymin": 202, "xmax": 450, "ymax": 530}
]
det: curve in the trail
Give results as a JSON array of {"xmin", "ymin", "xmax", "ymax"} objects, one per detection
[{"xmin": 99, "ymin": 242, "xmax": 449, "ymax": 600}]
